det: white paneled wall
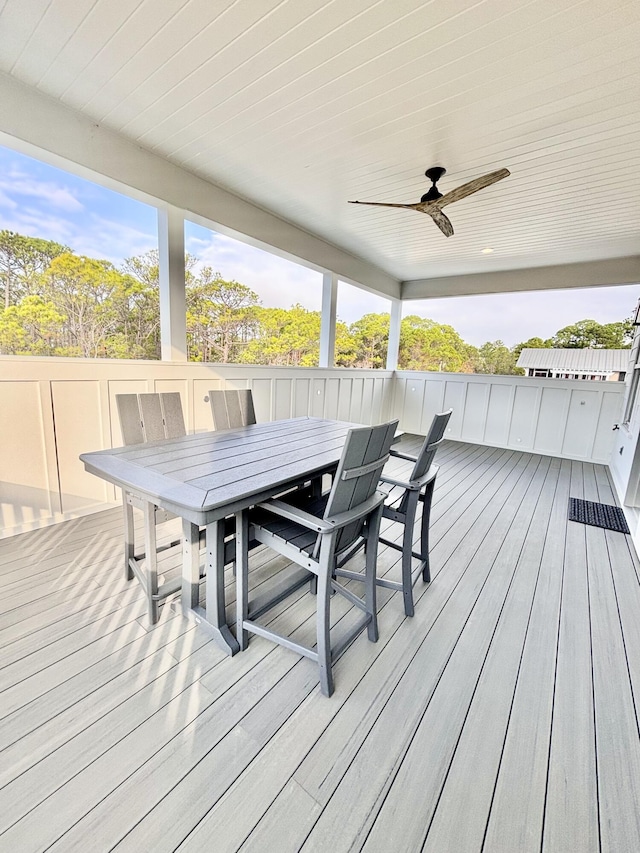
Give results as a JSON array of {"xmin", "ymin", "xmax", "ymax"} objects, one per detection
[
  {"xmin": 0, "ymin": 358, "xmax": 626, "ymax": 537},
  {"xmin": 0, "ymin": 358, "xmax": 394, "ymax": 537},
  {"xmin": 394, "ymin": 371, "xmax": 624, "ymax": 464}
]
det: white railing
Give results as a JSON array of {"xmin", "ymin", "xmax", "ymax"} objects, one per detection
[
  {"xmin": 0, "ymin": 357, "xmax": 625, "ymax": 537},
  {"xmin": 394, "ymin": 370, "xmax": 624, "ymax": 464},
  {"xmin": 0, "ymin": 357, "xmax": 394, "ymax": 536}
]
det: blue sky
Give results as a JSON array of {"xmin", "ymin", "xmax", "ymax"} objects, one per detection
[{"xmin": 1, "ymin": 143, "xmax": 638, "ymax": 345}]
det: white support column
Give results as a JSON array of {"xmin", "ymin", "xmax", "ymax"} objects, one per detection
[
  {"xmin": 386, "ymin": 297, "xmax": 402, "ymax": 371},
  {"xmin": 319, "ymin": 272, "xmax": 338, "ymax": 368},
  {"xmin": 158, "ymin": 207, "xmax": 187, "ymax": 362}
]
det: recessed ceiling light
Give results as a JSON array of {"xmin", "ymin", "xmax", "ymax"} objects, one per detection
[{"xmin": 481, "ymin": 247, "xmax": 494, "ymax": 254}]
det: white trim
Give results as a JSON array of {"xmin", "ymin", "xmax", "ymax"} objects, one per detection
[
  {"xmin": 158, "ymin": 208, "xmax": 187, "ymax": 362},
  {"xmin": 319, "ymin": 273, "xmax": 338, "ymax": 368},
  {"xmin": 386, "ymin": 299, "xmax": 402, "ymax": 371},
  {"xmin": 402, "ymin": 258, "xmax": 640, "ymax": 299}
]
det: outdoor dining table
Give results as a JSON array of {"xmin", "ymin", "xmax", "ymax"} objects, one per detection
[{"xmin": 80, "ymin": 416, "xmax": 359, "ymax": 655}]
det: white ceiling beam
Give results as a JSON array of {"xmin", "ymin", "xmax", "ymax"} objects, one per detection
[
  {"xmin": 0, "ymin": 73, "xmax": 400, "ymax": 301},
  {"xmin": 402, "ymin": 257, "xmax": 640, "ymax": 300}
]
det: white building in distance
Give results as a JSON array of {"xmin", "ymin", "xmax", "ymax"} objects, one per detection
[{"xmin": 517, "ymin": 348, "xmax": 630, "ymax": 381}]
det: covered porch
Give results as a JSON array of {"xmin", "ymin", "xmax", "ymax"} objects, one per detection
[
  {"xmin": 2, "ymin": 436, "xmax": 639, "ymax": 851},
  {"xmin": 1, "ymin": 1, "xmax": 640, "ymax": 849}
]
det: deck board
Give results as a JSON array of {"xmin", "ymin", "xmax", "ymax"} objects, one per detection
[{"xmin": 1, "ymin": 439, "xmax": 640, "ymax": 852}]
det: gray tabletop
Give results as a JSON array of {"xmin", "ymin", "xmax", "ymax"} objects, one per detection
[{"xmin": 81, "ymin": 417, "xmax": 358, "ymax": 525}]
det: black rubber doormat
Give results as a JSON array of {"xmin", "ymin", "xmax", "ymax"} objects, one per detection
[{"xmin": 568, "ymin": 497, "xmax": 630, "ymax": 534}]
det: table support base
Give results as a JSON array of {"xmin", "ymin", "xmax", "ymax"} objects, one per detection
[
  {"xmin": 182, "ymin": 604, "xmax": 240, "ymax": 656},
  {"xmin": 181, "ymin": 517, "xmax": 239, "ymax": 656}
]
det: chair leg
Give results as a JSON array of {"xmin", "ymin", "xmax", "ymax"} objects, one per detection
[
  {"xmin": 365, "ymin": 509, "xmax": 381, "ymax": 642},
  {"xmin": 235, "ymin": 510, "xmax": 250, "ymax": 651},
  {"xmin": 316, "ymin": 547, "xmax": 334, "ymax": 697},
  {"xmin": 401, "ymin": 526, "xmax": 415, "ymax": 617},
  {"xmin": 420, "ymin": 478, "xmax": 436, "ymax": 583},
  {"xmin": 401, "ymin": 493, "xmax": 420, "ymax": 617}
]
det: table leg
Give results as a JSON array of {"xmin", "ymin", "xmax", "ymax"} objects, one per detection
[
  {"xmin": 143, "ymin": 500, "xmax": 159, "ymax": 624},
  {"xmin": 205, "ymin": 519, "xmax": 239, "ymax": 655},
  {"xmin": 180, "ymin": 518, "xmax": 239, "ymax": 656},
  {"xmin": 123, "ymin": 494, "xmax": 135, "ymax": 581},
  {"xmin": 181, "ymin": 519, "xmax": 200, "ymax": 611}
]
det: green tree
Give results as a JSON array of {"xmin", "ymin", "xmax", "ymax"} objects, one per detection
[
  {"xmin": 333, "ymin": 320, "xmax": 356, "ymax": 366},
  {"xmin": 241, "ymin": 305, "xmax": 321, "ymax": 366},
  {"xmin": 473, "ymin": 340, "xmax": 523, "ymax": 375},
  {"xmin": 0, "ymin": 306, "xmax": 29, "ymax": 353},
  {"xmin": 0, "ymin": 296, "xmax": 66, "ymax": 355},
  {"xmin": 0, "ymin": 231, "xmax": 69, "ymax": 308},
  {"xmin": 512, "ymin": 336, "xmax": 553, "ymax": 360},
  {"xmin": 186, "ymin": 272, "xmax": 259, "ymax": 362},
  {"xmin": 552, "ymin": 318, "xmax": 633, "ymax": 349},
  {"xmin": 398, "ymin": 315, "xmax": 475, "ymax": 372},
  {"xmin": 338, "ymin": 313, "xmax": 389, "ymax": 369},
  {"xmin": 42, "ymin": 253, "xmax": 134, "ymax": 357}
]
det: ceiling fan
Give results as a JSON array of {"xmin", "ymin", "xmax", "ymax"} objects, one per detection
[{"xmin": 348, "ymin": 166, "xmax": 510, "ymax": 237}]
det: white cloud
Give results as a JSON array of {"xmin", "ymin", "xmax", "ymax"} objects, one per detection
[
  {"xmin": 185, "ymin": 230, "xmax": 323, "ymax": 311},
  {"xmin": 0, "ymin": 166, "xmax": 83, "ymax": 212},
  {"xmin": 72, "ymin": 213, "xmax": 157, "ymax": 265},
  {"xmin": 0, "ymin": 206, "xmax": 76, "ymax": 244},
  {"xmin": 0, "ymin": 189, "xmax": 18, "ymax": 210}
]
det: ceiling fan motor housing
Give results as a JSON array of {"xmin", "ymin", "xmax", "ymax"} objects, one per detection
[{"xmin": 422, "ymin": 166, "xmax": 446, "ymax": 202}]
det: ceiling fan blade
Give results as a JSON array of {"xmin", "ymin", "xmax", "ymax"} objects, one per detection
[
  {"xmin": 438, "ymin": 168, "xmax": 510, "ymax": 208},
  {"xmin": 425, "ymin": 208, "xmax": 454, "ymax": 237},
  {"xmin": 348, "ymin": 200, "xmax": 419, "ymax": 210}
]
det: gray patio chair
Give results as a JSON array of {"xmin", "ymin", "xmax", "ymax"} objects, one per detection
[
  {"xmin": 235, "ymin": 419, "xmax": 399, "ymax": 696},
  {"xmin": 207, "ymin": 388, "xmax": 256, "ymax": 430},
  {"xmin": 336, "ymin": 410, "xmax": 452, "ymax": 617},
  {"xmin": 116, "ymin": 392, "xmax": 205, "ymax": 622}
]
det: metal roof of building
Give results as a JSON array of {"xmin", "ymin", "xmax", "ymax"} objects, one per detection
[{"xmin": 516, "ymin": 348, "xmax": 631, "ymax": 372}]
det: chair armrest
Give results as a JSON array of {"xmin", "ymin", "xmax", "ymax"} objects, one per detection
[
  {"xmin": 323, "ymin": 490, "xmax": 385, "ymax": 529},
  {"xmin": 389, "ymin": 449, "xmax": 417, "ymax": 463},
  {"xmin": 380, "ymin": 463, "xmax": 439, "ymax": 492},
  {"xmin": 258, "ymin": 490, "xmax": 385, "ymax": 534},
  {"xmin": 254, "ymin": 498, "xmax": 334, "ymax": 532},
  {"xmin": 379, "ymin": 474, "xmax": 419, "ymax": 491}
]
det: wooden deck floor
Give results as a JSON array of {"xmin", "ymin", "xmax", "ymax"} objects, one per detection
[{"xmin": 2, "ymin": 438, "xmax": 640, "ymax": 852}]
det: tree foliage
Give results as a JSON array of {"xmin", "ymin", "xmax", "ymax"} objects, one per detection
[
  {"xmin": 399, "ymin": 316, "xmax": 475, "ymax": 372},
  {"xmin": 551, "ymin": 318, "xmax": 633, "ymax": 349},
  {"xmin": 337, "ymin": 313, "xmax": 390, "ymax": 369},
  {"xmin": 241, "ymin": 305, "xmax": 321, "ymax": 366},
  {"xmin": 512, "ymin": 336, "xmax": 553, "ymax": 360},
  {"xmin": 0, "ymin": 228, "xmax": 633, "ymax": 375},
  {"xmin": 0, "ymin": 230, "xmax": 69, "ymax": 309},
  {"xmin": 473, "ymin": 340, "xmax": 524, "ymax": 375},
  {"xmin": 187, "ymin": 271, "xmax": 258, "ymax": 362}
]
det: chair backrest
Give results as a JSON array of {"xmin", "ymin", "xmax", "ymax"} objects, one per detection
[
  {"xmin": 116, "ymin": 394, "xmax": 145, "ymax": 446},
  {"xmin": 159, "ymin": 392, "xmax": 187, "ymax": 438},
  {"xmin": 409, "ymin": 409, "xmax": 453, "ymax": 481},
  {"xmin": 324, "ymin": 419, "xmax": 399, "ymax": 554},
  {"xmin": 115, "ymin": 392, "xmax": 186, "ymax": 446},
  {"xmin": 208, "ymin": 389, "xmax": 256, "ymax": 430}
]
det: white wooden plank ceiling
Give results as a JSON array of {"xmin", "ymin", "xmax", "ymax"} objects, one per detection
[{"xmin": 0, "ymin": 0, "xmax": 639, "ymax": 283}]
